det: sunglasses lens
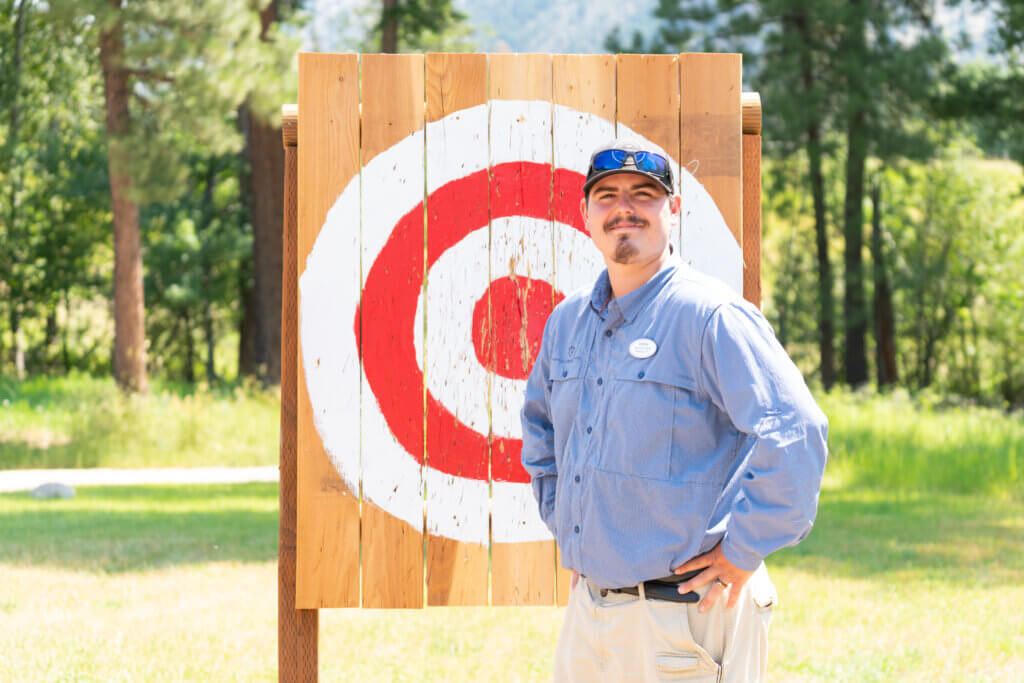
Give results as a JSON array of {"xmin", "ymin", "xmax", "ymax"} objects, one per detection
[
  {"xmin": 634, "ymin": 152, "xmax": 669, "ymax": 174},
  {"xmin": 590, "ymin": 149, "xmax": 669, "ymax": 178},
  {"xmin": 591, "ymin": 150, "xmax": 625, "ymax": 171}
]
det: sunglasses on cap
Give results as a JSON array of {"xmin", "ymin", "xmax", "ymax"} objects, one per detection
[{"xmin": 590, "ymin": 149, "xmax": 671, "ymax": 177}]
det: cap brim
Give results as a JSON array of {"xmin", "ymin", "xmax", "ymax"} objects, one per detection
[{"xmin": 582, "ymin": 169, "xmax": 673, "ymax": 197}]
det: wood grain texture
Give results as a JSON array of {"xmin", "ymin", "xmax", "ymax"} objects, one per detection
[
  {"xmin": 279, "ymin": 145, "xmax": 318, "ymax": 682},
  {"xmin": 680, "ymin": 53, "xmax": 743, "ymax": 248},
  {"xmin": 360, "ymin": 53, "xmax": 425, "ymax": 609},
  {"xmin": 296, "ymin": 52, "xmax": 360, "ymax": 609},
  {"xmin": 616, "ymin": 53, "xmax": 681, "ymax": 248},
  {"xmin": 489, "ymin": 53, "xmax": 556, "ymax": 607},
  {"xmin": 742, "ymin": 133, "xmax": 762, "ymax": 308},
  {"xmin": 425, "ymin": 52, "xmax": 489, "ymax": 606},
  {"xmin": 741, "ymin": 92, "xmax": 761, "ymax": 135},
  {"xmin": 282, "ymin": 103, "xmax": 297, "ymax": 146}
]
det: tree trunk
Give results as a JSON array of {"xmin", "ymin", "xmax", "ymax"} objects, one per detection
[
  {"xmin": 807, "ymin": 125, "xmax": 836, "ymax": 391},
  {"xmin": 3, "ymin": 0, "xmax": 29, "ymax": 380},
  {"xmin": 870, "ymin": 183, "xmax": 898, "ymax": 387},
  {"xmin": 842, "ymin": 110, "xmax": 869, "ymax": 387},
  {"xmin": 381, "ymin": 0, "xmax": 398, "ymax": 52},
  {"xmin": 790, "ymin": 8, "xmax": 836, "ymax": 391},
  {"xmin": 6, "ymin": 0, "xmax": 27, "ymax": 223},
  {"xmin": 204, "ymin": 304, "xmax": 217, "ymax": 384},
  {"xmin": 246, "ymin": 112, "xmax": 284, "ymax": 384},
  {"xmin": 10, "ymin": 307, "xmax": 25, "ymax": 380},
  {"xmin": 240, "ymin": 1, "xmax": 284, "ymax": 384},
  {"xmin": 100, "ymin": 0, "xmax": 148, "ymax": 393},
  {"xmin": 45, "ymin": 306, "xmax": 58, "ymax": 369},
  {"xmin": 62, "ymin": 288, "xmax": 71, "ymax": 373},
  {"xmin": 183, "ymin": 310, "xmax": 195, "ymax": 384},
  {"xmin": 238, "ymin": 270, "xmax": 261, "ymax": 377},
  {"xmin": 841, "ymin": 1, "xmax": 869, "ymax": 387}
]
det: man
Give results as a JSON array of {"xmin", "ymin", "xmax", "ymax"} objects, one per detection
[{"xmin": 520, "ymin": 140, "xmax": 828, "ymax": 681}]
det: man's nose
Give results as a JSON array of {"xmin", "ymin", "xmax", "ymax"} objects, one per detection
[{"xmin": 612, "ymin": 194, "xmax": 636, "ymax": 213}]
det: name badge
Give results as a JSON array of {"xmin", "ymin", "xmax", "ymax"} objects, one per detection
[{"xmin": 629, "ymin": 338, "xmax": 657, "ymax": 359}]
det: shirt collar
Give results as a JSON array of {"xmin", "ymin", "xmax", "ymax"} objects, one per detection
[{"xmin": 589, "ymin": 251, "xmax": 681, "ymax": 324}]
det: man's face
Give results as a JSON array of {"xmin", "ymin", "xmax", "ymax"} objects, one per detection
[{"xmin": 580, "ymin": 172, "xmax": 681, "ymax": 267}]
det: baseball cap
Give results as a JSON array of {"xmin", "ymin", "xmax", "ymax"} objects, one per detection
[{"xmin": 582, "ymin": 139, "xmax": 674, "ymax": 198}]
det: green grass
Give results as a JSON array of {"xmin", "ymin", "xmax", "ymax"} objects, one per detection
[
  {"xmin": 819, "ymin": 388, "xmax": 1023, "ymax": 500},
  {"xmin": 2, "ymin": 378, "xmax": 1023, "ymax": 678},
  {"xmin": 0, "ymin": 374, "xmax": 278, "ymax": 469},
  {"xmin": 1, "ymin": 483, "xmax": 1021, "ymax": 681}
]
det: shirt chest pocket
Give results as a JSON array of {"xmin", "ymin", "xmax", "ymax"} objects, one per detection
[
  {"xmin": 600, "ymin": 361, "xmax": 696, "ymax": 481},
  {"xmin": 549, "ymin": 358, "xmax": 584, "ymax": 437}
]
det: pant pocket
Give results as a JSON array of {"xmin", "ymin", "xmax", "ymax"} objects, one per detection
[
  {"xmin": 645, "ymin": 600, "xmax": 721, "ymax": 682},
  {"xmin": 654, "ymin": 651, "xmax": 720, "ymax": 681}
]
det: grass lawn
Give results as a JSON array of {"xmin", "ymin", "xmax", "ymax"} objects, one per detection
[
  {"xmin": 0, "ymin": 375, "xmax": 278, "ymax": 469},
  {"xmin": 1, "ymin": 482, "xmax": 1022, "ymax": 681}
]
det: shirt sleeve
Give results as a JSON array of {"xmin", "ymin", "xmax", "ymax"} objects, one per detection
[
  {"xmin": 520, "ymin": 318, "xmax": 558, "ymax": 538},
  {"xmin": 698, "ymin": 301, "xmax": 829, "ymax": 571}
]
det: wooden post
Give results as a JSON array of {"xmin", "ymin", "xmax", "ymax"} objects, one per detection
[
  {"xmin": 279, "ymin": 103, "xmax": 318, "ymax": 682},
  {"xmin": 741, "ymin": 92, "xmax": 762, "ymax": 308}
]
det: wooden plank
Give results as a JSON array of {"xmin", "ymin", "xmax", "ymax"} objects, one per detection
[
  {"xmin": 680, "ymin": 53, "xmax": 742, "ymax": 249},
  {"xmin": 741, "ymin": 91, "xmax": 761, "ymax": 135},
  {"xmin": 280, "ymin": 135, "xmax": 318, "ymax": 681},
  {"xmin": 360, "ymin": 53, "xmax": 425, "ymax": 609},
  {"xmin": 489, "ymin": 53, "xmax": 556, "ymax": 606},
  {"xmin": 424, "ymin": 52, "xmax": 489, "ymax": 606},
  {"xmin": 616, "ymin": 54, "xmax": 681, "ymax": 250},
  {"xmin": 295, "ymin": 52, "xmax": 360, "ymax": 609},
  {"xmin": 551, "ymin": 54, "xmax": 616, "ymax": 606},
  {"xmin": 743, "ymin": 133, "xmax": 762, "ymax": 308}
]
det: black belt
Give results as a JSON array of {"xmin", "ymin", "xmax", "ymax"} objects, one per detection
[{"xmin": 598, "ymin": 568, "xmax": 702, "ymax": 604}]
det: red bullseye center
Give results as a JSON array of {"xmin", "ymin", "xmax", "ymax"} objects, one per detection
[{"xmin": 471, "ymin": 276, "xmax": 566, "ymax": 380}]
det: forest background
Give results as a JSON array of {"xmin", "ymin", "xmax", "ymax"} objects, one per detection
[{"xmin": 1, "ymin": 0, "xmax": 1022, "ymax": 409}]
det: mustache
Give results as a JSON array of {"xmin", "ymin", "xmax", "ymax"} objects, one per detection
[{"xmin": 604, "ymin": 216, "xmax": 648, "ymax": 232}]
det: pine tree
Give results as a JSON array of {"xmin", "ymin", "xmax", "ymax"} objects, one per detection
[{"xmin": 51, "ymin": 0, "xmax": 290, "ymax": 391}]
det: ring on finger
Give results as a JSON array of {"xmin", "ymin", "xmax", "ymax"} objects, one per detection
[{"xmin": 714, "ymin": 577, "xmax": 729, "ymax": 588}]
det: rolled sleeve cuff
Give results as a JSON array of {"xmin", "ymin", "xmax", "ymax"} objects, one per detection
[{"xmin": 720, "ymin": 534, "xmax": 763, "ymax": 573}]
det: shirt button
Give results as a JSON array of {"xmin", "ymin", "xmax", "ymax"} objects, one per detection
[
  {"xmin": 597, "ymin": 378, "xmax": 603, "ymax": 385},
  {"xmin": 604, "ymin": 330, "xmax": 612, "ymax": 337},
  {"xmin": 574, "ymin": 525, "xmax": 580, "ymax": 533},
  {"xmin": 638, "ymin": 371, "xmax": 645, "ymax": 379},
  {"xmin": 574, "ymin": 475, "xmax": 581, "ymax": 483},
  {"xmin": 586, "ymin": 426, "xmax": 592, "ymax": 434}
]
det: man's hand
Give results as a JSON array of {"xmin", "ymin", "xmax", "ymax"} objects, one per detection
[
  {"xmin": 571, "ymin": 570, "xmax": 580, "ymax": 590},
  {"xmin": 672, "ymin": 541, "xmax": 753, "ymax": 612}
]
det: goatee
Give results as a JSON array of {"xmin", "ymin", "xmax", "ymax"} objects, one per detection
[{"xmin": 613, "ymin": 235, "xmax": 638, "ymax": 263}]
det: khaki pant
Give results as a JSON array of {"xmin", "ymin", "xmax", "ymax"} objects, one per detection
[{"xmin": 553, "ymin": 565, "xmax": 777, "ymax": 682}]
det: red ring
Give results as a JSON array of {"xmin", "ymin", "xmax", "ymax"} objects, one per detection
[{"xmin": 355, "ymin": 163, "xmax": 586, "ymax": 483}]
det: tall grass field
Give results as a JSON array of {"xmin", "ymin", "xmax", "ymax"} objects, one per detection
[
  {"xmin": 0, "ymin": 375, "xmax": 278, "ymax": 469},
  {"xmin": 1, "ymin": 376, "xmax": 1022, "ymax": 680}
]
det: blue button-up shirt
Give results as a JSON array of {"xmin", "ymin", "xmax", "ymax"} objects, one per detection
[{"xmin": 520, "ymin": 257, "xmax": 829, "ymax": 590}]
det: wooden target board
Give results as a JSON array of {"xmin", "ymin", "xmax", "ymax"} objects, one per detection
[{"xmin": 296, "ymin": 52, "xmax": 748, "ymax": 608}]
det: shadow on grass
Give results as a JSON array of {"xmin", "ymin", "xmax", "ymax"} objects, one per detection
[
  {"xmin": 4, "ymin": 480, "xmax": 1022, "ymax": 584},
  {"xmin": 0, "ymin": 483, "xmax": 279, "ymax": 572},
  {"xmin": 771, "ymin": 488, "xmax": 1024, "ymax": 584}
]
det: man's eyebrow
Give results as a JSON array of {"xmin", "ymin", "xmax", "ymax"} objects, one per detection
[
  {"xmin": 630, "ymin": 181, "xmax": 661, "ymax": 192},
  {"xmin": 592, "ymin": 180, "xmax": 661, "ymax": 194}
]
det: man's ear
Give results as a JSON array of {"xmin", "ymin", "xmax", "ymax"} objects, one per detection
[
  {"xmin": 669, "ymin": 194, "xmax": 681, "ymax": 214},
  {"xmin": 579, "ymin": 196, "xmax": 589, "ymax": 235}
]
